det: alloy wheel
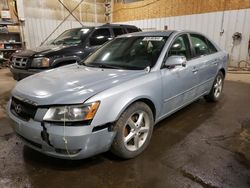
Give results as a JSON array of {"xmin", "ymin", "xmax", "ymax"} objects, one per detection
[
  {"xmin": 214, "ymin": 75, "xmax": 223, "ymax": 98},
  {"xmin": 123, "ymin": 110, "xmax": 150, "ymax": 151}
]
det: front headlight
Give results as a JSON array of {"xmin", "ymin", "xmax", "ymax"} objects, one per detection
[
  {"xmin": 31, "ymin": 57, "xmax": 50, "ymax": 68},
  {"xmin": 43, "ymin": 101, "xmax": 100, "ymax": 122}
]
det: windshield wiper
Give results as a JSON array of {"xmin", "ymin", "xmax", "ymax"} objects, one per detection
[
  {"xmin": 78, "ymin": 62, "xmax": 95, "ymax": 67},
  {"xmin": 83, "ymin": 63, "xmax": 121, "ymax": 69},
  {"xmin": 97, "ymin": 64, "xmax": 120, "ymax": 69},
  {"xmin": 79, "ymin": 62, "xmax": 126, "ymax": 69}
]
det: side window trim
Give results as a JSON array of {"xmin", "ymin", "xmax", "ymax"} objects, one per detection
[
  {"xmin": 108, "ymin": 28, "xmax": 113, "ymax": 38},
  {"xmin": 123, "ymin": 27, "xmax": 128, "ymax": 34},
  {"xmin": 187, "ymin": 33, "xmax": 196, "ymax": 59},
  {"xmin": 110, "ymin": 28, "xmax": 115, "ymax": 37}
]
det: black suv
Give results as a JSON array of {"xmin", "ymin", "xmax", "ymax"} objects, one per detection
[{"xmin": 10, "ymin": 24, "xmax": 141, "ymax": 80}]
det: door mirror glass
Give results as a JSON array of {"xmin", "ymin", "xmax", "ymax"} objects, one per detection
[{"xmin": 165, "ymin": 55, "xmax": 187, "ymax": 68}]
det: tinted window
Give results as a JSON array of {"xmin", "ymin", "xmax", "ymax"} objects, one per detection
[
  {"xmin": 206, "ymin": 39, "xmax": 218, "ymax": 54},
  {"xmin": 190, "ymin": 34, "xmax": 210, "ymax": 57},
  {"xmin": 168, "ymin": 34, "xmax": 192, "ymax": 60},
  {"xmin": 127, "ymin": 27, "xmax": 139, "ymax": 33},
  {"xmin": 52, "ymin": 28, "xmax": 90, "ymax": 45},
  {"xmin": 113, "ymin": 28, "xmax": 125, "ymax": 36},
  {"xmin": 89, "ymin": 28, "xmax": 111, "ymax": 46}
]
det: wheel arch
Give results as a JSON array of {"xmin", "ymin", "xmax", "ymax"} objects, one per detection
[
  {"xmin": 116, "ymin": 97, "xmax": 157, "ymax": 122},
  {"xmin": 219, "ymin": 68, "xmax": 226, "ymax": 78}
]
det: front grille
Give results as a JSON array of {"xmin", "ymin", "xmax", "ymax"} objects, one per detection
[
  {"xmin": 10, "ymin": 97, "xmax": 37, "ymax": 121},
  {"xmin": 12, "ymin": 56, "xmax": 29, "ymax": 69}
]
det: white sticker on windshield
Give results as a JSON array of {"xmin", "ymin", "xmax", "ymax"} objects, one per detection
[{"xmin": 142, "ymin": 37, "xmax": 163, "ymax": 41}]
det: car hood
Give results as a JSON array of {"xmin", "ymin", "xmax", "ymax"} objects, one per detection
[
  {"xmin": 14, "ymin": 44, "xmax": 74, "ymax": 57},
  {"xmin": 12, "ymin": 64, "xmax": 146, "ymax": 105}
]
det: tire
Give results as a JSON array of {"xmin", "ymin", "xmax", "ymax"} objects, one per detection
[
  {"xmin": 204, "ymin": 71, "xmax": 224, "ymax": 102},
  {"xmin": 111, "ymin": 102, "xmax": 154, "ymax": 159}
]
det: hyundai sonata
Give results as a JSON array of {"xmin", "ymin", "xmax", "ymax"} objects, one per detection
[{"xmin": 8, "ymin": 30, "xmax": 228, "ymax": 159}]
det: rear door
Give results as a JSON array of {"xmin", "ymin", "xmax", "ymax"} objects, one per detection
[{"xmin": 189, "ymin": 33, "xmax": 219, "ymax": 95}]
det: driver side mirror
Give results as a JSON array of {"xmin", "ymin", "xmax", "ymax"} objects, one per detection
[{"xmin": 165, "ymin": 55, "xmax": 187, "ymax": 68}]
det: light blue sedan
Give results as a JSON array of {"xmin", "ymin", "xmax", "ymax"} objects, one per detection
[{"xmin": 8, "ymin": 31, "xmax": 228, "ymax": 159}]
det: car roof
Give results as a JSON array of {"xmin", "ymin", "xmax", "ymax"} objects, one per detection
[
  {"xmin": 117, "ymin": 30, "xmax": 213, "ymax": 38},
  {"xmin": 98, "ymin": 23, "xmax": 138, "ymax": 28},
  {"xmin": 64, "ymin": 27, "xmax": 205, "ymax": 38},
  {"xmin": 71, "ymin": 24, "xmax": 139, "ymax": 30},
  {"xmin": 117, "ymin": 30, "xmax": 176, "ymax": 38}
]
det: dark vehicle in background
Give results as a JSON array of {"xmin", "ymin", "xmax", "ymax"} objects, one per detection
[{"xmin": 10, "ymin": 24, "xmax": 141, "ymax": 80}]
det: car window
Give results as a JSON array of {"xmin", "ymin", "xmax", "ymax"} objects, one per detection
[
  {"xmin": 127, "ymin": 27, "xmax": 139, "ymax": 33},
  {"xmin": 206, "ymin": 39, "xmax": 218, "ymax": 54},
  {"xmin": 168, "ymin": 34, "xmax": 192, "ymax": 60},
  {"xmin": 190, "ymin": 34, "xmax": 210, "ymax": 57},
  {"xmin": 52, "ymin": 28, "xmax": 90, "ymax": 45},
  {"xmin": 113, "ymin": 28, "xmax": 125, "ymax": 36},
  {"xmin": 89, "ymin": 28, "xmax": 111, "ymax": 46}
]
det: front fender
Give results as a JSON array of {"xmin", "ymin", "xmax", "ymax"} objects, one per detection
[{"xmin": 86, "ymin": 71, "xmax": 163, "ymax": 127}]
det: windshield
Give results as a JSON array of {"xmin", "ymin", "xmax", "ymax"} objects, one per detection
[
  {"xmin": 52, "ymin": 28, "xmax": 91, "ymax": 45},
  {"xmin": 83, "ymin": 36, "xmax": 167, "ymax": 70}
]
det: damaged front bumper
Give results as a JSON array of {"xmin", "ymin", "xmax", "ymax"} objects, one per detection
[{"xmin": 7, "ymin": 102, "xmax": 116, "ymax": 160}]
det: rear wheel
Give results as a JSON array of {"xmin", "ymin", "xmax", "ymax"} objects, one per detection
[
  {"xmin": 111, "ymin": 102, "xmax": 154, "ymax": 159},
  {"xmin": 204, "ymin": 71, "xmax": 224, "ymax": 102}
]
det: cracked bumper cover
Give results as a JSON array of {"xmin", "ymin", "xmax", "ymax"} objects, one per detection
[{"xmin": 7, "ymin": 102, "xmax": 116, "ymax": 160}]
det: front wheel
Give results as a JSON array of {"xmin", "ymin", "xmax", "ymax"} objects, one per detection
[
  {"xmin": 204, "ymin": 71, "xmax": 224, "ymax": 102},
  {"xmin": 111, "ymin": 102, "xmax": 154, "ymax": 159}
]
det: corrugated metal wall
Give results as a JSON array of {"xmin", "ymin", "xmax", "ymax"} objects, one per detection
[
  {"xmin": 115, "ymin": 8, "xmax": 250, "ymax": 66},
  {"xmin": 24, "ymin": 18, "xmax": 102, "ymax": 48},
  {"xmin": 20, "ymin": 0, "xmax": 105, "ymax": 49}
]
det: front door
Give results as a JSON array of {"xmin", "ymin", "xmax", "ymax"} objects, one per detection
[{"xmin": 160, "ymin": 34, "xmax": 199, "ymax": 118}]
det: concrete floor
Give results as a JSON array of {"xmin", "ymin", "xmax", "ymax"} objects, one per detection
[{"xmin": 0, "ymin": 68, "xmax": 250, "ymax": 188}]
